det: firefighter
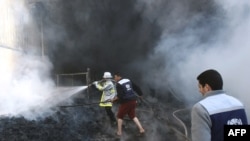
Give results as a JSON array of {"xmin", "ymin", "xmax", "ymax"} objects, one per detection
[{"xmin": 93, "ymin": 72, "xmax": 117, "ymax": 126}]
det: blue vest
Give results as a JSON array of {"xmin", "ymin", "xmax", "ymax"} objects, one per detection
[
  {"xmin": 118, "ymin": 78, "xmax": 136, "ymax": 100},
  {"xmin": 199, "ymin": 93, "xmax": 248, "ymax": 141}
]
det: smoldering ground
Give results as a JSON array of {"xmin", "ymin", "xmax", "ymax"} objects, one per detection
[{"xmin": 1, "ymin": 0, "xmax": 250, "ymax": 140}]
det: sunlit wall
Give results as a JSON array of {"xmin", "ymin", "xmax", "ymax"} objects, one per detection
[
  {"xmin": 0, "ymin": 0, "xmax": 41, "ymax": 76},
  {"xmin": 0, "ymin": 0, "xmax": 17, "ymax": 76}
]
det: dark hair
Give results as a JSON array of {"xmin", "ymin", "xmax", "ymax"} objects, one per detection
[
  {"xmin": 113, "ymin": 71, "xmax": 122, "ymax": 77},
  {"xmin": 197, "ymin": 69, "xmax": 223, "ymax": 90}
]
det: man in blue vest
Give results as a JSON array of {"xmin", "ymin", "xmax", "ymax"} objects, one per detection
[
  {"xmin": 191, "ymin": 69, "xmax": 248, "ymax": 141},
  {"xmin": 112, "ymin": 72, "xmax": 145, "ymax": 137}
]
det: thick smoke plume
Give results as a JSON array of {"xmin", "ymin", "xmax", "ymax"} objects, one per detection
[
  {"xmin": 41, "ymin": 0, "xmax": 250, "ymax": 121},
  {"xmin": 2, "ymin": 0, "xmax": 249, "ymax": 128},
  {"xmin": 139, "ymin": 0, "xmax": 250, "ymax": 121},
  {"xmin": 0, "ymin": 0, "xmax": 87, "ymax": 120},
  {"xmin": 0, "ymin": 50, "xmax": 87, "ymax": 120},
  {"xmin": 1, "ymin": 0, "xmax": 249, "ymax": 140}
]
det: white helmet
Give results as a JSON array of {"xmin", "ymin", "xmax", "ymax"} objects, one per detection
[{"xmin": 103, "ymin": 72, "xmax": 112, "ymax": 79}]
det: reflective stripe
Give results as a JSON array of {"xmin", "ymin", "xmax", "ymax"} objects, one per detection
[
  {"xmin": 97, "ymin": 80, "xmax": 117, "ymax": 107},
  {"xmin": 199, "ymin": 94, "xmax": 244, "ymax": 115},
  {"xmin": 118, "ymin": 79, "xmax": 130, "ymax": 85}
]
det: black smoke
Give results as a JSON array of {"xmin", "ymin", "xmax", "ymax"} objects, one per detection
[
  {"xmin": 27, "ymin": 0, "xmax": 226, "ymax": 115},
  {"xmin": 31, "ymin": 0, "xmax": 221, "ymax": 101},
  {"xmin": 1, "ymin": 0, "xmax": 237, "ymax": 140},
  {"xmin": 41, "ymin": 0, "xmax": 160, "ymax": 80}
]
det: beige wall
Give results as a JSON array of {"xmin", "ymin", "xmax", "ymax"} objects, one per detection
[
  {"xmin": 0, "ymin": 0, "xmax": 42, "ymax": 79},
  {"xmin": 0, "ymin": 0, "xmax": 41, "ymax": 53}
]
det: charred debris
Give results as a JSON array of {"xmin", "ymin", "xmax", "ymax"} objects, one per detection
[{"xmin": 0, "ymin": 86, "xmax": 190, "ymax": 141}]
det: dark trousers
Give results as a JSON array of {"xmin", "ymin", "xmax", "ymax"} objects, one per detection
[{"xmin": 105, "ymin": 107, "xmax": 116, "ymax": 122}]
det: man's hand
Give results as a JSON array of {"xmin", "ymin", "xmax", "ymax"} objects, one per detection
[
  {"xmin": 92, "ymin": 81, "xmax": 98, "ymax": 85},
  {"xmin": 111, "ymin": 97, "xmax": 118, "ymax": 103}
]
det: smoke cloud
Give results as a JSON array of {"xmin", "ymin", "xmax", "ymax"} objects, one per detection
[
  {"xmin": 139, "ymin": 0, "xmax": 250, "ymax": 121},
  {"xmin": 2, "ymin": 0, "xmax": 249, "ymax": 126},
  {"xmin": 38, "ymin": 0, "xmax": 250, "ymax": 121},
  {"xmin": 0, "ymin": 0, "xmax": 87, "ymax": 120},
  {"xmin": 0, "ymin": 0, "xmax": 249, "ymax": 140}
]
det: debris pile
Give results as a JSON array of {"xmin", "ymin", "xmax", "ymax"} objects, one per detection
[{"xmin": 0, "ymin": 91, "xmax": 191, "ymax": 141}]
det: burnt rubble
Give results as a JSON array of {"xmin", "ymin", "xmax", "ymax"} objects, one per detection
[{"xmin": 0, "ymin": 89, "xmax": 191, "ymax": 141}]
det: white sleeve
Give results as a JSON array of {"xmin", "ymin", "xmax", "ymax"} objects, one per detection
[{"xmin": 191, "ymin": 103, "xmax": 211, "ymax": 141}]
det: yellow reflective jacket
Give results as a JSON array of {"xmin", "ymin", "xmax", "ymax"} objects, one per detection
[{"xmin": 95, "ymin": 80, "xmax": 117, "ymax": 107}]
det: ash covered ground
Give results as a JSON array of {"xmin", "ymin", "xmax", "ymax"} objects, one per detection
[{"xmin": 0, "ymin": 87, "xmax": 191, "ymax": 141}]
